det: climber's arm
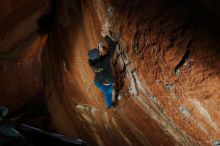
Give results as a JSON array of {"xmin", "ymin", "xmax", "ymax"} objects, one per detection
[{"xmin": 104, "ymin": 35, "xmax": 117, "ymax": 58}]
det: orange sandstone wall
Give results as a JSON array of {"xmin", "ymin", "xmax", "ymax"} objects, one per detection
[
  {"xmin": 45, "ymin": 0, "xmax": 220, "ymax": 146},
  {"xmin": 0, "ymin": 0, "xmax": 48, "ymax": 111},
  {"xmin": 0, "ymin": 0, "xmax": 219, "ymax": 146}
]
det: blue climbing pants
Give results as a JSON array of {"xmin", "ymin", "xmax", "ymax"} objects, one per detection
[{"xmin": 94, "ymin": 81, "xmax": 113, "ymax": 108}]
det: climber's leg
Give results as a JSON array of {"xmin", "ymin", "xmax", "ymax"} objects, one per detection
[{"xmin": 94, "ymin": 81, "xmax": 113, "ymax": 108}]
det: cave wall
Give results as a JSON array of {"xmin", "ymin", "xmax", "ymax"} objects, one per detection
[
  {"xmin": 44, "ymin": 0, "xmax": 220, "ymax": 146},
  {"xmin": 44, "ymin": 0, "xmax": 178, "ymax": 145},
  {"xmin": 0, "ymin": 0, "xmax": 48, "ymax": 111},
  {"xmin": 195, "ymin": 0, "xmax": 220, "ymax": 16},
  {"xmin": 0, "ymin": 0, "xmax": 219, "ymax": 146},
  {"xmin": 106, "ymin": 0, "xmax": 220, "ymax": 145}
]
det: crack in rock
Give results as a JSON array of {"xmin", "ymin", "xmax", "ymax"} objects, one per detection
[{"xmin": 174, "ymin": 50, "xmax": 190, "ymax": 75}]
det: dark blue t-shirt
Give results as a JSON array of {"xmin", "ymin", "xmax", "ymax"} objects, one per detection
[{"xmin": 89, "ymin": 36, "xmax": 117, "ymax": 84}]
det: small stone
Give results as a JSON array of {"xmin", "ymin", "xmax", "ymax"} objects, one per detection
[
  {"xmin": 213, "ymin": 140, "xmax": 220, "ymax": 146},
  {"xmin": 107, "ymin": 6, "xmax": 114, "ymax": 17},
  {"xmin": 117, "ymin": 95, "xmax": 122, "ymax": 100},
  {"xmin": 165, "ymin": 83, "xmax": 174, "ymax": 91},
  {"xmin": 151, "ymin": 95, "xmax": 157, "ymax": 102},
  {"xmin": 156, "ymin": 79, "xmax": 161, "ymax": 84},
  {"xmin": 179, "ymin": 105, "xmax": 191, "ymax": 118}
]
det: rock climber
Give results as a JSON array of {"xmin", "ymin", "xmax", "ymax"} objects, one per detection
[{"xmin": 88, "ymin": 34, "xmax": 117, "ymax": 109}]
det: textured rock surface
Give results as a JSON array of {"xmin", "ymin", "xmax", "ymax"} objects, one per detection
[
  {"xmin": 0, "ymin": 0, "xmax": 220, "ymax": 146},
  {"xmin": 43, "ymin": 0, "xmax": 220, "ymax": 146},
  {"xmin": 0, "ymin": 0, "xmax": 48, "ymax": 111}
]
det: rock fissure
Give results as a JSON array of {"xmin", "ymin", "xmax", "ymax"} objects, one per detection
[{"xmin": 174, "ymin": 49, "xmax": 190, "ymax": 74}]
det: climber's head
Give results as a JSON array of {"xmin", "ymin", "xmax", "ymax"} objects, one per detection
[
  {"xmin": 88, "ymin": 48, "xmax": 100, "ymax": 60},
  {"xmin": 88, "ymin": 43, "xmax": 108, "ymax": 60}
]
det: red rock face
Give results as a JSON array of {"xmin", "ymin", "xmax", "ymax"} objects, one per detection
[
  {"xmin": 0, "ymin": 0, "xmax": 48, "ymax": 111},
  {"xmin": 1, "ymin": 0, "xmax": 220, "ymax": 146},
  {"xmin": 43, "ymin": 0, "xmax": 220, "ymax": 146}
]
